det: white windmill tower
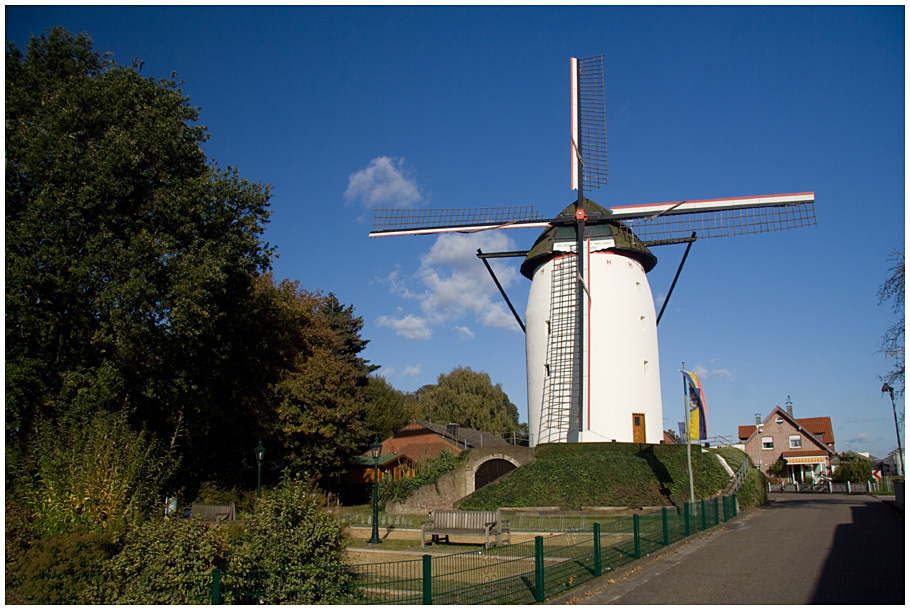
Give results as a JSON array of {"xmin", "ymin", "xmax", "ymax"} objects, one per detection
[{"xmin": 370, "ymin": 56, "xmax": 816, "ymax": 447}]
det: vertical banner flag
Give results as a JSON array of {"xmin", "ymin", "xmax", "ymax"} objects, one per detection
[{"xmin": 682, "ymin": 370, "xmax": 708, "ymax": 441}]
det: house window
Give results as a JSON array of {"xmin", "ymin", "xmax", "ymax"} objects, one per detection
[
  {"xmin": 775, "ymin": 417, "xmax": 784, "ymax": 425},
  {"xmin": 762, "ymin": 437, "xmax": 774, "ymax": 450},
  {"xmin": 789, "ymin": 435, "xmax": 802, "ymax": 449}
]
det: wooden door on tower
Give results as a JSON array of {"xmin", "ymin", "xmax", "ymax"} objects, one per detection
[{"xmin": 632, "ymin": 413, "xmax": 646, "ymax": 443}]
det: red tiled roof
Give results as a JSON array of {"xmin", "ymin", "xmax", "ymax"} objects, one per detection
[
  {"xmin": 795, "ymin": 417, "xmax": 835, "ymax": 445},
  {"xmin": 738, "ymin": 425, "xmax": 756, "ymax": 440}
]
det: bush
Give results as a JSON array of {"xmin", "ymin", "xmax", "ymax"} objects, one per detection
[
  {"xmin": 377, "ymin": 449, "xmax": 469, "ymax": 506},
  {"xmin": 24, "ymin": 411, "xmax": 177, "ymax": 535},
  {"xmin": 227, "ymin": 476, "xmax": 349, "ymax": 604},
  {"xmin": 834, "ymin": 453, "xmax": 873, "ymax": 483},
  {"xmin": 5, "ymin": 530, "xmax": 116, "ymax": 604},
  {"xmin": 98, "ymin": 517, "xmax": 230, "ymax": 604}
]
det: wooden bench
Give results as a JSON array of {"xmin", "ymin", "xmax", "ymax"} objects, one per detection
[
  {"xmin": 421, "ymin": 509, "xmax": 510, "ymax": 548},
  {"xmin": 189, "ymin": 502, "xmax": 236, "ymax": 523}
]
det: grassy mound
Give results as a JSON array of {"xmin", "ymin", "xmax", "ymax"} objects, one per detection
[
  {"xmin": 458, "ymin": 442, "xmax": 731, "ymax": 510},
  {"xmin": 709, "ymin": 446, "xmax": 767, "ymax": 510}
]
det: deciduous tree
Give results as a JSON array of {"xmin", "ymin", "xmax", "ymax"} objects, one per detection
[
  {"xmin": 6, "ymin": 28, "xmax": 272, "ymax": 485},
  {"xmin": 415, "ymin": 367, "xmax": 520, "ymax": 438},
  {"xmin": 360, "ymin": 375, "xmax": 413, "ymax": 444},
  {"xmin": 253, "ymin": 276, "xmax": 370, "ymax": 481}
]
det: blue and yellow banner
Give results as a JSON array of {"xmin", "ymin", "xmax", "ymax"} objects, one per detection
[{"xmin": 682, "ymin": 370, "xmax": 708, "ymax": 441}]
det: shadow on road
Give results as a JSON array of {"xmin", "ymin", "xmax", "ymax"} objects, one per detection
[{"xmin": 810, "ymin": 501, "xmax": 904, "ymax": 604}]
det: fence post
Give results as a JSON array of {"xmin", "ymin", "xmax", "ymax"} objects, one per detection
[
  {"xmin": 422, "ymin": 554, "xmax": 432, "ymax": 604},
  {"xmin": 211, "ymin": 568, "xmax": 222, "ymax": 605},
  {"xmin": 633, "ymin": 514, "xmax": 641, "ymax": 559},
  {"xmin": 661, "ymin": 507, "xmax": 669, "ymax": 546},
  {"xmin": 534, "ymin": 536, "xmax": 545, "ymax": 603},
  {"xmin": 714, "ymin": 497, "xmax": 720, "ymax": 525},
  {"xmin": 684, "ymin": 502, "xmax": 691, "ymax": 537},
  {"xmin": 593, "ymin": 523, "xmax": 602, "ymax": 577},
  {"xmin": 847, "ymin": 481, "xmax": 851, "ymax": 494}
]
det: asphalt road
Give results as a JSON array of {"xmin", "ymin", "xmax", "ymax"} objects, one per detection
[{"xmin": 552, "ymin": 493, "xmax": 904, "ymax": 605}]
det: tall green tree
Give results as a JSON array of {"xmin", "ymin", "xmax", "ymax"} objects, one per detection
[
  {"xmin": 321, "ymin": 293, "xmax": 379, "ymax": 382},
  {"xmin": 253, "ymin": 276, "xmax": 371, "ymax": 481},
  {"xmin": 360, "ymin": 375, "xmax": 413, "ymax": 444},
  {"xmin": 415, "ymin": 367, "xmax": 520, "ymax": 438},
  {"xmin": 6, "ymin": 29, "xmax": 273, "ymax": 478}
]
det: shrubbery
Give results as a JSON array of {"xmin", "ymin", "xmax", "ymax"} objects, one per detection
[
  {"xmin": 98, "ymin": 517, "xmax": 231, "ymax": 603},
  {"xmin": 227, "ymin": 477, "xmax": 349, "ymax": 604},
  {"xmin": 834, "ymin": 452, "xmax": 874, "ymax": 483},
  {"xmin": 5, "ymin": 529, "xmax": 115, "ymax": 604},
  {"xmin": 19, "ymin": 411, "xmax": 178, "ymax": 536},
  {"xmin": 377, "ymin": 449, "xmax": 468, "ymax": 507},
  {"xmin": 5, "ymin": 476, "xmax": 346, "ymax": 604}
]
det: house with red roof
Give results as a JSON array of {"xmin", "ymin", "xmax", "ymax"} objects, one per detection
[{"xmin": 738, "ymin": 401, "xmax": 836, "ymax": 484}]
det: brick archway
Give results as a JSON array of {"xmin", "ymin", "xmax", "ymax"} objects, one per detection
[{"xmin": 464, "ymin": 448, "xmax": 533, "ymax": 495}]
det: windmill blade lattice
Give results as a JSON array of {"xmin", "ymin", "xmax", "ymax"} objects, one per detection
[
  {"xmin": 370, "ymin": 206, "xmax": 546, "ymax": 237},
  {"xmin": 618, "ymin": 196, "xmax": 817, "ymax": 246},
  {"xmin": 575, "ymin": 55, "xmax": 608, "ymax": 191}
]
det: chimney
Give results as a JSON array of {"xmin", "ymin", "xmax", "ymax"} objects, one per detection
[
  {"xmin": 785, "ymin": 396, "xmax": 793, "ymax": 417},
  {"xmin": 446, "ymin": 422, "xmax": 458, "ymax": 440},
  {"xmin": 755, "ymin": 414, "xmax": 761, "ymax": 425}
]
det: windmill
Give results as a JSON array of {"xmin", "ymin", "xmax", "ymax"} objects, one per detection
[{"xmin": 369, "ymin": 56, "xmax": 816, "ymax": 447}]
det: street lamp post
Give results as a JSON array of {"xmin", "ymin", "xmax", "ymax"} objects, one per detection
[
  {"xmin": 368, "ymin": 435, "xmax": 383, "ymax": 544},
  {"xmin": 254, "ymin": 440, "xmax": 265, "ymax": 498},
  {"xmin": 881, "ymin": 383, "xmax": 904, "ymax": 476}
]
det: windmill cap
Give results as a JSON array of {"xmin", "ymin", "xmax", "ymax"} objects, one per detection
[{"xmin": 520, "ymin": 198, "xmax": 658, "ymax": 279}]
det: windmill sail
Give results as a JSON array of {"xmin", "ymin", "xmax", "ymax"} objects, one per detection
[
  {"xmin": 615, "ymin": 193, "xmax": 817, "ymax": 245},
  {"xmin": 369, "ymin": 192, "xmax": 815, "ymax": 241},
  {"xmin": 572, "ymin": 55, "xmax": 608, "ymax": 192}
]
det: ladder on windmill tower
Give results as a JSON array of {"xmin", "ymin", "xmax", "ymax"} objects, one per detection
[{"xmin": 538, "ymin": 252, "xmax": 582, "ymax": 444}]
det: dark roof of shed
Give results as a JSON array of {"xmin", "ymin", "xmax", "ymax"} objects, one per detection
[{"xmin": 417, "ymin": 420, "xmax": 510, "ymax": 449}]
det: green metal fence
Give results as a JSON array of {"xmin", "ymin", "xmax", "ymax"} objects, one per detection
[{"xmin": 209, "ymin": 495, "xmax": 737, "ymax": 604}]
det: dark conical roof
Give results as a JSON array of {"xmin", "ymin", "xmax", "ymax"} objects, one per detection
[{"xmin": 519, "ymin": 198, "xmax": 657, "ymax": 279}]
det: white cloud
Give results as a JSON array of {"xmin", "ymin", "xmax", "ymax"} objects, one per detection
[
  {"xmin": 376, "ymin": 314, "xmax": 432, "ymax": 340},
  {"xmin": 454, "ymin": 325, "xmax": 475, "ymax": 339},
  {"xmin": 344, "ymin": 156, "xmax": 421, "ymax": 208},
  {"xmin": 377, "ymin": 224, "xmax": 524, "ymax": 339},
  {"xmin": 691, "ymin": 365, "xmax": 732, "ymax": 380},
  {"xmin": 403, "ymin": 365, "xmax": 421, "ymax": 377},
  {"xmin": 377, "ymin": 367, "xmax": 395, "ymax": 379},
  {"xmin": 416, "ymin": 232, "xmax": 520, "ymax": 324}
]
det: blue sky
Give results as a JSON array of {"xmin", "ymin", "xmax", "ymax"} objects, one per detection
[{"xmin": 7, "ymin": 5, "xmax": 905, "ymax": 458}]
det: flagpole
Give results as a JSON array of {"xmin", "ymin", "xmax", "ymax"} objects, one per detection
[{"xmin": 683, "ymin": 362, "xmax": 695, "ymax": 505}]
